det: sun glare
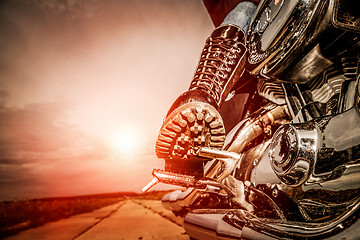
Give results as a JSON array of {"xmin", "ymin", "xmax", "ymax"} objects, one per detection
[{"xmin": 108, "ymin": 128, "xmax": 141, "ymax": 158}]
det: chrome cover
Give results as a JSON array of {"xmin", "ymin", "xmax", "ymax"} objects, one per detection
[
  {"xmin": 247, "ymin": 0, "xmax": 324, "ymax": 80},
  {"xmin": 269, "ymin": 123, "xmax": 319, "ymax": 187}
]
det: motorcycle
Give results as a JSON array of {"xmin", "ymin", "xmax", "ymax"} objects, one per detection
[{"xmin": 143, "ymin": 0, "xmax": 360, "ymax": 239}]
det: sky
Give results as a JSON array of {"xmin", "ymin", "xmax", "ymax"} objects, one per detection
[{"xmin": 0, "ymin": 0, "xmax": 214, "ymax": 201}]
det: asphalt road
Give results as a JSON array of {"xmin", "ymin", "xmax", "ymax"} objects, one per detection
[{"xmin": 5, "ymin": 199, "xmax": 189, "ymax": 240}]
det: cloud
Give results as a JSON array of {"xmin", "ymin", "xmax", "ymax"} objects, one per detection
[
  {"xmin": 0, "ymin": 101, "xmax": 112, "ymax": 200},
  {"xmin": 0, "ymin": 102, "xmax": 75, "ymax": 153}
]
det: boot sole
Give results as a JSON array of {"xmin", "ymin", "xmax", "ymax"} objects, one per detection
[{"xmin": 156, "ymin": 102, "xmax": 226, "ymax": 160}]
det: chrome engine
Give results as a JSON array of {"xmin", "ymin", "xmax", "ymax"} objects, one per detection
[
  {"xmin": 144, "ymin": 0, "xmax": 360, "ymax": 239},
  {"xmin": 179, "ymin": 62, "xmax": 360, "ymax": 239}
]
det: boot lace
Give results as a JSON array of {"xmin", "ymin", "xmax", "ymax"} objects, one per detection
[{"xmin": 190, "ymin": 37, "xmax": 244, "ymax": 104}]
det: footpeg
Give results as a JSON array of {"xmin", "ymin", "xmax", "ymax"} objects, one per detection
[
  {"xmin": 141, "ymin": 177, "xmax": 159, "ymax": 193},
  {"xmin": 142, "ymin": 169, "xmax": 223, "ymax": 193}
]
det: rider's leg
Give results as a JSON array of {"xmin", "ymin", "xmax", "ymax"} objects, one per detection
[
  {"xmin": 155, "ymin": 2, "xmax": 257, "ymax": 176},
  {"xmin": 221, "ymin": 1, "xmax": 257, "ymax": 32}
]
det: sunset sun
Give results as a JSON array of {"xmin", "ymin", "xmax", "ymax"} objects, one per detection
[{"xmin": 108, "ymin": 128, "xmax": 141, "ymax": 158}]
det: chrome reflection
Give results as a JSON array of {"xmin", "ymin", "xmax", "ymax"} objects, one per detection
[{"xmin": 269, "ymin": 123, "xmax": 319, "ymax": 186}]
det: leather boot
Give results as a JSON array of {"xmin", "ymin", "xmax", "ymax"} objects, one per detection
[{"xmin": 155, "ymin": 25, "xmax": 248, "ymax": 176}]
